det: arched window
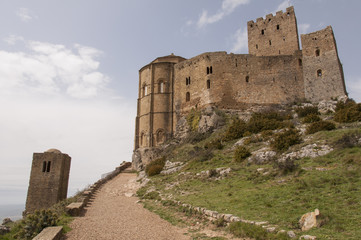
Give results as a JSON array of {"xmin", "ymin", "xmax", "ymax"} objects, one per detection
[
  {"xmin": 245, "ymin": 76, "xmax": 249, "ymax": 83},
  {"xmin": 206, "ymin": 67, "xmax": 209, "ymax": 74},
  {"xmin": 140, "ymin": 132, "xmax": 145, "ymax": 147},
  {"xmin": 42, "ymin": 161, "xmax": 46, "ymax": 172},
  {"xmin": 315, "ymin": 49, "xmax": 320, "ymax": 57},
  {"xmin": 298, "ymin": 59, "xmax": 302, "ymax": 67},
  {"xmin": 210, "ymin": 66, "xmax": 213, "ymax": 74},
  {"xmin": 207, "ymin": 80, "xmax": 211, "ymax": 89},
  {"xmin": 156, "ymin": 129, "xmax": 165, "ymax": 145},
  {"xmin": 186, "ymin": 92, "xmax": 190, "ymax": 102},
  {"xmin": 142, "ymin": 84, "xmax": 147, "ymax": 97},
  {"xmin": 46, "ymin": 161, "xmax": 51, "ymax": 172},
  {"xmin": 261, "ymin": 29, "xmax": 264, "ymax": 35},
  {"xmin": 159, "ymin": 81, "xmax": 164, "ymax": 93},
  {"xmin": 317, "ymin": 69, "xmax": 322, "ymax": 77}
]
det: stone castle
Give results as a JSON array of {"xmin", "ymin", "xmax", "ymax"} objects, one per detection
[{"xmin": 133, "ymin": 7, "xmax": 346, "ymax": 168}]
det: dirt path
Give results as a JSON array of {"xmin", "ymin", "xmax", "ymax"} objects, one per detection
[{"xmin": 65, "ymin": 172, "xmax": 189, "ymax": 240}]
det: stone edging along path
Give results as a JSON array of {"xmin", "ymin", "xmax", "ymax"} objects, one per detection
[{"xmin": 152, "ymin": 195, "xmax": 317, "ymax": 240}]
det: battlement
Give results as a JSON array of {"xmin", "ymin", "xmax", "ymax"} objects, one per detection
[{"xmin": 248, "ymin": 6, "xmax": 299, "ymax": 56}]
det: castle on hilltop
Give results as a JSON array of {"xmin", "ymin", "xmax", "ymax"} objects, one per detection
[{"xmin": 133, "ymin": 6, "xmax": 346, "ymax": 163}]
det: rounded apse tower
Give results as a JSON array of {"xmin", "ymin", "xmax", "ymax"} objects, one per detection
[{"xmin": 134, "ymin": 54, "xmax": 185, "ymax": 150}]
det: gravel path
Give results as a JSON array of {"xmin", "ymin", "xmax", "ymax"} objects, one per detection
[{"xmin": 65, "ymin": 172, "xmax": 189, "ymax": 240}]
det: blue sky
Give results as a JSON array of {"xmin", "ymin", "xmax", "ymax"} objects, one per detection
[{"xmin": 0, "ymin": 0, "xmax": 360, "ymax": 206}]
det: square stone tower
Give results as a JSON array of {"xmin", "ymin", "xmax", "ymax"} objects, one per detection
[{"xmin": 25, "ymin": 149, "xmax": 71, "ymax": 214}]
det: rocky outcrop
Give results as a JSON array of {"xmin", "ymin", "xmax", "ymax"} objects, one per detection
[
  {"xmin": 279, "ymin": 143, "xmax": 333, "ymax": 163},
  {"xmin": 160, "ymin": 161, "xmax": 185, "ymax": 175},
  {"xmin": 132, "ymin": 147, "xmax": 162, "ymax": 171},
  {"xmin": 248, "ymin": 148, "xmax": 277, "ymax": 164}
]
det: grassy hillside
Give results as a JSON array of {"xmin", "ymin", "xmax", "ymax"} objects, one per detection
[{"xmin": 137, "ymin": 101, "xmax": 361, "ymax": 239}]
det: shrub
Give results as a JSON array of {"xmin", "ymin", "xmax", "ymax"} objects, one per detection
[
  {"xmin": 145, "ymin": 157, "xmax": 166, "ymax": 176},
  {"xmin": 234, "ymin": 146, "xmax": 251, "ymax": 162},
  {"xmin": 295, "ymin": 106, "xmax": 320, "ymax": 118},
  {"xmin": 246, "ymin": 112, "xmax": 285, "ymax": 133},
  {"xmin": 186, "ymin": 108, "xmax": 201, "ymax": 132},
  {"xmin": 306, "ymin": 120, "xmax": 336, "ymax": 134},
  {"xmin": 204, "ymin": 138, "xmax": 223, "ymax": 150},
  {"xmin": 275, "ymin": 157, "xmax": 299, "ymax": 175},
  {"xmin": 223, "ymin": 118, "xmax": 247, "ymax": 141},
  {"xmin": 302, "ymin": 113, "xmax": 321, "ymax": 123},
  {"xmin": 334, "ymin": 100, "xmax": 361, "ymax": 123},
  {"xmin": 271, "ymin": 129, "xmax": 302, "ymax": 152},
  {"xmin": 143, "ymin": 191, "xmax": 161, "ymax": 200},
  {"xmin": 334, "ymin": 131, "xmax": 361, "ymax": 149},
  {"xmin": 17, "ymin": 210, "xmax": 58, "ymax": 239}
]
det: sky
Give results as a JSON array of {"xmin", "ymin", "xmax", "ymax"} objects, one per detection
[{"xmin": 0, "ymin": 0, "xmax": 360, "ymax": 207}]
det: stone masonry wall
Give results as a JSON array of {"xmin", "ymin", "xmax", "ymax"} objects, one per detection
[
  {"xmin": 301, "ymin": 26, "xmax": 346, "ymax": 102},
  {"xmin": 25, "ymin": 151, "xmax": 71, "ymax": 214},
  {"xmin": 174, "ymin": 51, "xmax": 304, "ymax": 115},
  {"xmin": 248, "ymin": 6, "xmax": 300, "ymax": 56}
]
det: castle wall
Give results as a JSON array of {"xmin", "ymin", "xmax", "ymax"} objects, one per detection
[
  {"xmin": 25, "ymin": 151, "xmax": 71, "ymax": 214},
  {"xmin": 174, "ymin": 51, "xmax": 304, "ymax": 115},
  {"xmin": 301, "ymin": 26, "xmax": 346, "ymax": 102},
  {"xmin": 248, "ymin": 6, "xmax": 300, "ymax": 56}
]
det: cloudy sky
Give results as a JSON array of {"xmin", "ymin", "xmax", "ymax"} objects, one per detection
[{"xmin": 0, "ymin": 0, "xmax": 360, "ymax": 206}]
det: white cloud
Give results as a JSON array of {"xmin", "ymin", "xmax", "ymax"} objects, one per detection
[
  {"xmin": 298, "ymin": 23, "xmax": 311, "ymax": 34},
  {"xmin": 231, "ymin": 27, "xmax": 248, "ymax": 53},
  {"xmin": 197, "ymin": 0, "xmax": 250, "ymax": 28},
  {"xmin": 275, "ymin": 0, "xmax": 292, "ymax": 13},
  {"xmin": 0, "ymin": 39, "xmax": 109, "ymax": 99},
  {"xmin": 16, "ymin": 8, "xmax": 36, "ymax": 22},
  {"xmin": 0, "ymin": 38, "xmax": 135, "ymax": 205},
  {"xmin": 3, "ymin": 35, "xmax": 24, "ymax": 45}
]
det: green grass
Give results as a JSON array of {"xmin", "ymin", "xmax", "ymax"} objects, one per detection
[{"xmin": 143, "ymin": 122, "xmax": 361, "ymax": 239}]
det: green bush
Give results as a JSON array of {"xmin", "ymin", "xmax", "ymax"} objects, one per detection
[
  {"xmin": 223, "ymin": 118, "xmax": 247, "ymax": 141},
  {"xmin": 145, "ymin": 157, "xmax": 166, "ymax": 176},
  {"xmin": 271, "ymin": 129, "xmax": 302, "ymax": 152},
  {"xmin": 204, "ymin": 138, "xmax": 223, "ymax": 150},
  {"xmin": 186, "ymin": 108, "xmax": 201, "ymax": 132},
  {"xmin": 295, "ymin": 106, "xmax": 320, "ymax": 118},
  {"xmin": 334, "ymin": 100, "xmax": 361, "ymax": 123},
  {"xmin": 306, "ymin": 120, "xmax": 336, "ymax": 134},
  {"xmin": 234, "ymin": 146, "xmax": 251, "ymax": 162},
  {"xmin": 17, "ymin": 210, "xmax": 58, "ymax": 239},
  {"xmin": 275, "ymin": 157, "xmax": 299, "ymax": 175},
  {"xmin": 143, "ymin": 191, "xmax": 161, "ymax": 200},
  {"xmin": 246, "ymin": 112, "xmax": 287, "ymax": 134},
  {"xmin": 302, "ymin": 113, "xmax": 321, "ymax": 123},
  {"xmin": 334, "ymin": 131, "xmax": 361, "ymax": 149}
]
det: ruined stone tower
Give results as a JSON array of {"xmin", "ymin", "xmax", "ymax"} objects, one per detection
[
  {"xmin": 132, "ymin": 6, "xmax": 347, "ymax": 170},
  {"xmin": 25, "ymin": 149, "xmax": 71, "ymax": 214}
]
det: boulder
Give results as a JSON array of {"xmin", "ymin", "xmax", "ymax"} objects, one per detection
[
  {"xmin": 0, "ymin": 225, "xmax": 10, "ymax": 235},
  {"xmin": 132, "ymin": 147, "xmax": 162, "ymax": 171},
  {"xmin": 198, "ymin": 112, "xmax": 225, "ymax": 133},
  {"xmin": 249, "ymin": 148, "xmax": 277, "ymax": 164},
  {"xmin": 299, "ymin": 209, "xmax": 320, "ymax": 231},
  {"xmin": 300, "ymin": 235, "xmax": 317, "ymax": 240}
]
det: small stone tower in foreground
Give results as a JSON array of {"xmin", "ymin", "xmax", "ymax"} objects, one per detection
[{"xmin": 25, "ymin": 149, "xmax": 71, "ymax": 214}]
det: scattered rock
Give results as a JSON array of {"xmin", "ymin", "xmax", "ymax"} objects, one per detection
[
  {"xmin": 287, "ymin": 230, "xmax": 296, "ymax": 238},
  {"xmin": 160, "ymin": 161, "xmax": 184, "ymax": 175},
  {"xmin": 279, "ymin": 144, "xmax": 333, "ymax": 162},
  {"xmin": 2, "ymin": 218, "xmax": 12, "ymax": 225},
  {"xmin": 317, "ymin": 100, "xmax": 337, "ymax": 114},
  {"xmin": 299, "ymin": 235, "xmax": 317, "ymax": 240},
  {"xmin": 0, "ymin": 225, "xmax": 10, "ymax": 235},
  {"xmin": 299, "ymin": 209, "xmax": 320, "ymax": 231}
]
